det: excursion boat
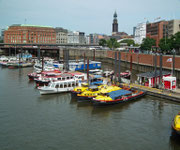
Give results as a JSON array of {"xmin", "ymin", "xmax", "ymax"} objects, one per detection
[
  {"xmin": 38, "ymin": 79, "xmax": 80, "ymax": 95},
  {"xmin": 76, "ymin": 85, "xmax": 121, "ymax": 102},
  {"xmin": 35, "ymin": 72, "xmax": 72, "ymax": 87},
  {"xmin": 92, "ymin": 88, "xmax": 145, "ymax": 105},
  {"xmin": 172, "ymin": 113, "xmax": 180, "ymax": 135},
  {"xmin": 35, "ymin": 72, "xmax": 86, "ymax": 87},
  {"xmin": 27, "ymin": 70, "xmax": 61, "ymax": 81}
]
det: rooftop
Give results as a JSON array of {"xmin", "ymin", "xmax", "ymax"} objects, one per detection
[
  {"xmin": 137, "ymin": 70, "xmax": 171, "ymax": 78},
  {"xmin": 10, "ymin": 24, "xmax": 53, "ymax": 28}
]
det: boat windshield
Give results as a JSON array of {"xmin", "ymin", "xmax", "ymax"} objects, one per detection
[{"xmin": 50, "ymin": 83, "xmax": 55, "ymax": 88}]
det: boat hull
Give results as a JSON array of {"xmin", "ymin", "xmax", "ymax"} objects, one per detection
[
  {"xmin": 172, "ymin": 120, "xmax": 180, "ymax": 135},
  {"xmin": 39, "ymin": 87, "xmax": 74, "ymax": 95},
  {"xmin": 77, "ymin": 96, "xmax": 94, "ymax": 102}
]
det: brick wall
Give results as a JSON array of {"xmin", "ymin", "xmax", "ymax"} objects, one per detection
[{"xmin": 107, "ymin": 51, "xmax": 180, "ymax": 70}]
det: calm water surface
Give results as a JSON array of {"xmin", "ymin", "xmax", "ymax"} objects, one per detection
[{"xmin": 0, "ymin": 66, "xmax": 180, "ymax": 150}]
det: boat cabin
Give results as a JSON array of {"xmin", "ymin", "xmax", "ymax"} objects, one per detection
[
  {"xmin": 49, "ymin": 80, "xmax": 79, "ymax": 89},
  {"xmin": 108, "ymin": 89, "xmax": 132, "ymax": 100},
  {"xmin": 89, "ymin": 75, "xmax": 103, "ymax": 85}
]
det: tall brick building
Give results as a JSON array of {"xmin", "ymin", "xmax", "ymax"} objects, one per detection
[
  {"xmin": 146, "ymin": 21, "xmax": 168, "ymax": 47},
  {"xmin": 4, "ymin": 24, "xmax": 56, "ymax": 44}
]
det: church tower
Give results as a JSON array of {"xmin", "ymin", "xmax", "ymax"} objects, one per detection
[{"xmin": 112, "ymin": 11, "xmax": 118, "ymax": 34}]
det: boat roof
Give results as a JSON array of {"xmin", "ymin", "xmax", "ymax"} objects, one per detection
[
  {"xmin": 60, "ymin": 73, "xmax": 74, "ymax": 78},
  {"xmin": 109, "ymin": 90, "xmax": 132, "ymax": 100},
  {"xmin": 41, "ymin": 71, "xmax": 61, "ymax": 74},
  {"xmin": 90, "ymin": 75, "xmax": 102, "ymax": 79},
  {"xmin": 88, "ymin": 85, "xmax": 98, "ymax": 89},
  {"xmin": 70, "ymin": 72, "xmax": 84, "ymax": 76},
  {"xmin": 137, "ymin": 70, "xmax": 170, "ymax": 78}
]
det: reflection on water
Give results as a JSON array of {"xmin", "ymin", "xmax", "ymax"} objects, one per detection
[
  {"xmin": 0, "ymin": 66, "xmax": 180, "ymax": 150},
  {"xmin": 169, "ymin": 131, "xmax": 180, "ymax": 150}
]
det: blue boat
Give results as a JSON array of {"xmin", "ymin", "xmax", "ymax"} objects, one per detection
[
  {"xmin": 69, "ymin": 61, "xmax": 101, "ymax": 71},
  {"xmin": 89, "ymin": 75, "xmax": 103, "ymax": 85}
]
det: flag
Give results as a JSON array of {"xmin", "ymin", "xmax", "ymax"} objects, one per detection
[{"xmin": 167, "ymin": 58, "xmax": 172, "ymax": 62}]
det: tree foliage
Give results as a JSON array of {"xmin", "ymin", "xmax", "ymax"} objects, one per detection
[
  {"xmin": 99, "ymin": 39, "xmax": 107, "ymax": 47},
  {"xmin": 119, "ymin": 39, "xmax": 135, "ymax": 46},
  {"xmin": 159, "ymin": 38, "xmax": 172, "ymax": 53},
  {"xmin": 106, "ymin": 38, "xmax": 120, "ymax": 50},
  {"xmin": 171, "ymin": 32, "xmax": 180, "ymax": 50},
  {"xmin": 140, "ymin": 37, "xmax": 156, "ymax": 50}
]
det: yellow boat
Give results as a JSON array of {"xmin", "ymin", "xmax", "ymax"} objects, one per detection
[
  {"xmin": 172, "ymin": 113, "xmax": 180, "ymax": 135},
  {"xmin": 71, "ymin": 83, "xmax": 89, "ymax": 97},
  {"xmin": 92, "ymin": 88, "xmax": 146, "ymax": 105},
  {"xmin": 77, "ymin": 85, "xmax": 121, "ymax": 102}
]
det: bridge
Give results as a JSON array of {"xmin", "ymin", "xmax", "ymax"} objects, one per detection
[
  {"xmin": 0, "ymin": 43, "xmax": 99, "ymax": 58},
  {"xmin": 0, "ymin": 43, "xmax": 99, "ymax": 60}
]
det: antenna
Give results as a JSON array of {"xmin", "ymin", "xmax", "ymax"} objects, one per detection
[{"xmin": 24, "ymin": 18, "xmax": 27, "ymax": 24}]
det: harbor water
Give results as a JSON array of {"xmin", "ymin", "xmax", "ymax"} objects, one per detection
[{"xmin": 0, "ymin": 66, "xmax": 180, "ymax": 150}]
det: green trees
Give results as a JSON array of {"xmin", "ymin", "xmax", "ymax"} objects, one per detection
[
  {"xmin": 140, "ymin": 37, "xmax": 156, "ymax": 50},
  {"xmin": 99, "ymin": 38, "xmax": 120, "ymax": 50},
  {"xmin": 106, "ymin": 38, "xmax": 120, "ymax": 50},
  {"xmin": 159, "ymin": 38, "xmax": 172, "ymax": 53},
  {"xmin": 140, "ymin": 32, "xmax": 180, "ymax": 53},
  {"xmin": 99, "ymin": 39, "xmax": 107, "ymax": 47},
  {"xmin": 119, "ymin": 39, "xmax": 135, "ymax": 46},
  {"xmin": 171, "ymin": 32, "xmax": 180, "ymax": 50}
]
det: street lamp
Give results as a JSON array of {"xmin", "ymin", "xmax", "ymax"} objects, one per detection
[
  {"xmin": 130, "ymin": 44, "xmax": 133, "ymax": 84},
  {"xmin": 172, "ymin": 48, "xmax": 176, "ymax": 76}
]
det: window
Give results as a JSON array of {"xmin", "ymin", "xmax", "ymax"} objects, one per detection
[{"xmin": 55, "ymin": 84, "xmax": 59, "ymax": 88}]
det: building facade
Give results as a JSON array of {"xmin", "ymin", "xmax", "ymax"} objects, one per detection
[
  {"xmin": 146, "ymin": 21, "xmax": 168, "ymax": 47},
  {"xmin": 134, "ymin": 23, "xmax": 146, "ymax": 45},
  {"xmin": 4, "ymin": 24, "xmax": 56, "ymax": 44},
  {"xmin": 0, "ymin": 29, "xmax": 5, "ymax": 41},
  {"xmin": 67, "ymin": 31, "xmax": 86, "ymax": 44},
  {"xmin": 55, "ymin": 27, "xmax": 68, "ymax": 44},
  {"xmin": 168, "ymin": 19, "xmax": 180, "ymax": 38}
]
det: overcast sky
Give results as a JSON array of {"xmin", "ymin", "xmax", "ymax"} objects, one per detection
[{"xmin": 0, "ymin": 0, "xmax": 180, "ymax": 35}]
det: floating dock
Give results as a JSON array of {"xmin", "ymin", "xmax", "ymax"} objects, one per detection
[{"xmin": 122, "ymin": 83, "xmax": 180, "ymax": 103}]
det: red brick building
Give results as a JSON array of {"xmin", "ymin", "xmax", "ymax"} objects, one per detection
[
  {"xmin": 146, "ymin": 21, "xmax": 168, "ymax": 47},
  {"xmin": 4, "ymin": 24, "xmax": 56, "ymax": 44}
]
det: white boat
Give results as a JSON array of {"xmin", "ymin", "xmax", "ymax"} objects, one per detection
[
  {"xmin": 38, "ymin": 79, "xmax": 80, "ymax": 95},
  {"xmin": 89, "ymin": 69, "xmax": 103, "ymax": 75},
  {"xmin": 33, "ymin": 62, "xmax": 55, "ymax": 73}
]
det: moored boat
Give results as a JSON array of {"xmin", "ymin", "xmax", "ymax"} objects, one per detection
[
  {"xmin": 172, "ymin": 113, "xmax": 180, "ymax": 135},
  {"xmin": 76, "ymin": 85, "xmax": 121, "ymax": 102},
  {"xmin": 92, "ymin": 88, "xmax": 145, "ymax": 105},
  {"xmin": 38, "ymin": 79, "xmax": 80, "ymax": 95},
  {"xmin": 71, "ymin": 83, "xmax": 89, "ymax": 97}
]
